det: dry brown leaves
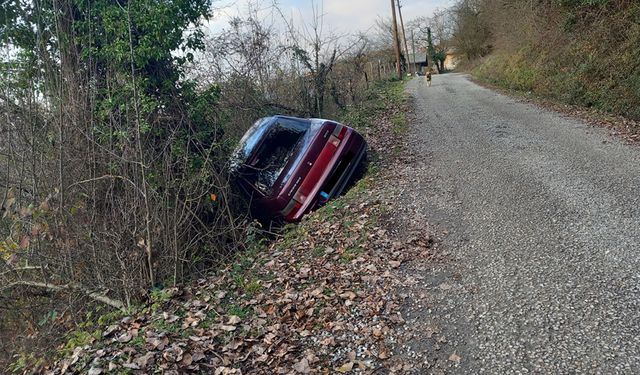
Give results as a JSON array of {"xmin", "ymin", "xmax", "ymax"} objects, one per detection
[
  {"xmin": 43, "ymin": 85, "xmax": 430, "ymax": 374},
  {"xmin": 44, "ymin": 193, "xmax": 432, "ymax": 374}
]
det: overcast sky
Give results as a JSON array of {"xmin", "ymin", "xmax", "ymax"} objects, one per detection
[{"xmin": 207, "ymin": 0, "xmax": 455, "ymax": 35}]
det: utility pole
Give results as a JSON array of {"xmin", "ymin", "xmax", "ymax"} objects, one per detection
[
  {"xmin": 397, "ymin": 0, "xmax": 411, "ymax": 75},
  {"xmin": 390, "ymin": 0, "xmax": 402, "ymax": 80},
  {"xmin": 411, "ymin": 29, "xmax": 417, "ymax": 74}
]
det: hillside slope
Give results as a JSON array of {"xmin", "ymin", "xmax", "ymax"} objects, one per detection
[{"xmin": 459, "ymin": 1, "xmax": 640, "ymax": 125}]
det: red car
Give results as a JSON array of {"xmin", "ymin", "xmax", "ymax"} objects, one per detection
[{"xmin": 230, "ymin": 115, "xmax": 367, "ymax": 223}]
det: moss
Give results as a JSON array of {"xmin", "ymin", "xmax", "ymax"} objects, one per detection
[
  {"xmin": 312, "ymin": 245, "xmax": 325, "ymax": 257},
  {"xmin": 279, "ymin": 224, "xmax": 305, "ymax": 249},
  {"xmin": 149, "ymin": 289, "xmax": 172, "ymax": 313},
  {"xmin": 129, "ymin": 334, "xmax": 146, "ymax": 348},
  {"xmin": 61, "ymin": 329, "xmax": 101, "ymax": 355},
  {"xmin": 242, "ymin": 279, "xmax": 262, "ymax": 295},
  {"xmin": 96, "ymin": 309, "xmax": 127, "ymax": 326},
  {"xmin": 5, "ymin": 353, "xmax": 45, "ymax": 374},
  {"xmin": 151, "ymin": 319, "xmax": 181, "ymax": 334}
]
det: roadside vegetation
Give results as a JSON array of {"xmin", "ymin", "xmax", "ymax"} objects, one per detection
[
  {"xmin": 449, "ymin": 0, "xmax": 640, "ymax": 125},
  {"xmin": 9, "ymin": 78, "xmax": 416, "ymax": 374},
  {"xmin": 0, "ymin": 0, "xmax": 429, "ymax": 370}
]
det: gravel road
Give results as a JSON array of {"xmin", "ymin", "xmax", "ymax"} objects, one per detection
[{"xmin": 397, "ymin": 73, "xmax": 640, "ymax": 374}]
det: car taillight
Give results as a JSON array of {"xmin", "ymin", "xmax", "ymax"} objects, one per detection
[
  {"xmin": 337, "ymin": 126, "xmax": 347, "ymax": 140},
  {"xmin": 282, "ymin": 191, "xmax": 306, "ymax": 218},
  {"xmin": 329, "ymin": 125, "xmax": 347, "ymax": 147},
  {"xmin": 285, "ymin": 201, "xmax": 303, "ymax": 221},
  {"xmin": 294, "ymin": 190, "xmax": 306, "ymax": 203},
  {"xmin": 281, "ymin": 198, "xmax": 297, "ymax": 216},
  {"xmin": 332, "ymin": 124, "xmax": 348, "ymax": 140},
  {"xmin": 328, "ymin": 135, "xmax": 340, "ymax": 147}
]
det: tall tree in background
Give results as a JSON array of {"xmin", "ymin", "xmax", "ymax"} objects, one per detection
[
  {"xmin": 0, "ymin": 0, "xmax": 243, "ymax": 330},
  {"xmin": 407, "ymin": 10, "xmax": 453, "ymax": 73},
  {"xmin": 427, "ymin": 27, "xmax": 446, "ymax": 72},
  {"xmin": 451, "ymin": 0, "xmax": 491, "ymax": 60}
]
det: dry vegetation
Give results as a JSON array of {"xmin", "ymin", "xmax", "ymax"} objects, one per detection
[
  {"xmin": 11, "ymin": 78, "xmax": 417, "ymax": 374},
  {"xmin": 0, "ymin": 0, "xmax": 407, "ymax": 369},
  {"xmin": 450, "ymin": 0, "xmax": 640, "ymax": 123}
]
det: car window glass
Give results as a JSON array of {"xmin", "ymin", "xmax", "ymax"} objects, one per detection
[
  {"xmin": 251, "ymin": 119, "xmax": 308, "ymax": 195},
  {"xmin": 279, "ymin": 120, "xmax": 323, "ymax": 184},
  {"xmin": 229, "ymin": 117, "xmax": 270, "ymax": 171}
]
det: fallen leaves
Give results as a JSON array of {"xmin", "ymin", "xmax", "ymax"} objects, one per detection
[
  {"xmin": 134, "ymin": 352, "xmax": 155, "ymax": 368},
  {"xmin": 115, "ymin": 332, "xmax": 132, "ymax": 343},
  {"xmin": 44, "ymin": 192, "xmax": 432, "ymax": 374},
  {"xmin": 292, "ymin": 358, "xmax": 311, "ymax": 373},
  {"xmin": 44, "ymin": 89, "xmax": 435, "ymax": 374},
  {"xmin": 449, "ymin": 352, "xmax": 462, "ymax": 363},
  {"xmin": 336, "ymin": 361, "xmax": 354, "ymax": 373}
]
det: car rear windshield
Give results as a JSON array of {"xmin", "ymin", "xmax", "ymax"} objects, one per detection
[{"xmin": 243, "ymin": 118, "xmax": 309, "ymax": 195}]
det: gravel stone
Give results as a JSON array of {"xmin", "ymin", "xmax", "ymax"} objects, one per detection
[{"xmin": 393, "ymin": 73, "xmax": 640, "ymax": 374}]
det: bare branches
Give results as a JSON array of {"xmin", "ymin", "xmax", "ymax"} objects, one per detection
[
  {"xmin": 0, "ymin": 0, "xmax": 407, "ymax": 365},
  {"xmin": 0, "ymin": 266, "xmax": 43, "ymax": 277},
  {"xmin": 126, "ymin": 0, "xmax": 155, "ymax": 288},
  {"xmin": 67, "ymin": 175, "xmax": 145, "ymax": 198},
  {"xmin": 1, "ymin": 281, "xmax": 125, "ymax": 311},
  {"xmin": 1, "ymin": 0, "xmax": 246, "ymax": 344}
]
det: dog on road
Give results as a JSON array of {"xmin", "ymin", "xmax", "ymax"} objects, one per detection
[{"xmin": 425, "ymin": 70, "xmax": 432, "ymax": 87}]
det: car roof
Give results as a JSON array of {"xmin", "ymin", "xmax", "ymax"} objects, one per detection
[{"xmin": 273, "ymin": 115, "xmax": 333, "ymax": 125}]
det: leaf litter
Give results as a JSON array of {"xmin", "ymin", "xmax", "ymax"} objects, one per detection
[{"xmin": 43, "ymin": 83, "xmax": 440, "ymax": 374}]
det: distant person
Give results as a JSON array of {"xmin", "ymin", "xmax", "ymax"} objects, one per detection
[{"xmin": 425, "ymin": 70, "xmax": 432, "ymax": 87}]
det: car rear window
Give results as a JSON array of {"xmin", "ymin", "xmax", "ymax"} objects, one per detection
[
  {"xmin": 247, "ymin": 118, "xmax": 309, "ymax": 195},
  {"xmin": 230, "ymin": 118, "xmax": 269, "ymax": 170}
]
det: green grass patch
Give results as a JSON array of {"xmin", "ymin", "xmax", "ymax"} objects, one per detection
[
  {"xmin": 5, "ymin": 353, "xmax": 46, "ymax": 374},
  {"xmin": 61, "ymin": 329, "xmax": 101, "ymax": 355},
  {"xmin": 226, "ymin": 304, "xmax": 252, "ymax": 319},
  {"xmin": 339, "ymin": 246, "xmax": 363, "ymax": 263},
  {"xmin": 151, "ymin": 319, "xmax": 181, "ymax": 334},
  {"xmin": 312, "ymin": 245, "xmax": 325, "ymax": 257},
  {"xmin": 391, "ymin": 113, "xmax": 408, "ymax": 134},
  {"xmin": 338, "ymin": 78, "xmax": 407, "ymax": 132}
]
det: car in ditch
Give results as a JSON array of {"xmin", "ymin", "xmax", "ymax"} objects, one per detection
[{"xmin": 229, "ymin": 115, "xmax": 367, "ymax": 223}]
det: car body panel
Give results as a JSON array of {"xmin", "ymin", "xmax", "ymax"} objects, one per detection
[{"xmin": 230, "ymin": 115, "xmax": 367, "ymax": 222}]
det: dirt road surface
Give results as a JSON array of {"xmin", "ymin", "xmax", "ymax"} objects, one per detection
[{"xmin": 392, "ymin": 73, "xmax": 640, "ymax": 374}]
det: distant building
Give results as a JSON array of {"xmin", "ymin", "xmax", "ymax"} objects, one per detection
[
  {"xmin": 408, "ymin": 48, "xmax": 459, "ymax": 73},
  {"xmin": 408, "ymin": 53, "xmax": 430, "ymax": 74}
]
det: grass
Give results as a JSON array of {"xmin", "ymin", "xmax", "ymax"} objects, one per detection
[
  {"xmin": 279, "ymin": 224, "xmax": 306, "ymax": 249},
  {"xmin": 151, "ymin": 320, "xmax": 181, "ymax": 334},
  {"xmin": 471, "ymin": 9, "xmax": 640, "ymax": 121},
  {"xmin": 391, "ymin": 113, "xmax": 408, "ymax": 135},
  {"xmin": 339, "ymin": 247, "xmax": 362, "ymax": 263},
  {"xmin": 149, "ymin": 288, "xmax": 172, "ymax": 312},
  {"xmin": 312, "ymin": 245, "xmax": 325, "ymax": 257},
  {"xmin": 339, "ymin": 77, "xmax": 408, "ymax": 133},
  {"xmin": 226, "ymin": 304, "xmax": 251, "ymax": 319},
  {"xmin": 61, "ymin": 329, "xmax": 101, "ymax": 355}
]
